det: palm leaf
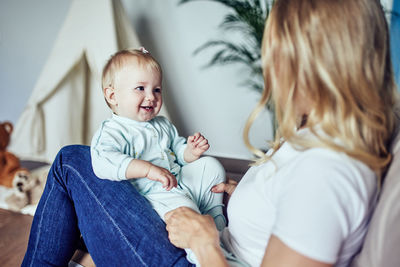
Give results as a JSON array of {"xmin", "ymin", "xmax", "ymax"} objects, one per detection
[
  {"xmin": 179, "ymin": 0, "xmax": 269, "ymax": 68},
  {"xmin": 179, "ymin": 0, "xmax": 277, "ymax": 136},
  {"xmin": 194, "ymin": 40, "xmax": 257, "ymax": 65},
  {"xmin": 241, "ymin": 79, "xmax": 264, "ymax": 93}
]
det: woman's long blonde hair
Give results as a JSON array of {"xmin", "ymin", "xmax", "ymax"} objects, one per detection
[{"xmin": 244, "ymin": 0, "xmax": 398, "ymax": 173}]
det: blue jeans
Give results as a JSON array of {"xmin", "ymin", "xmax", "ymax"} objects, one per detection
[{"xmin": 22, "ymin": 145, "xmax": 193, "ymax": 267}]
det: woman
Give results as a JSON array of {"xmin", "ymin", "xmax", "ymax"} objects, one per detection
[
  {"xmin": 165, "ymin": 0, "xmax": 398, "ymax": 266},
  {"xmin": 23, "ymin": 0, "xmax": 397, "ymax": 266}
]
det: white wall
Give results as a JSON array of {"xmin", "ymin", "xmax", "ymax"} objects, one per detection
[{"xmin": 0, "ymin": 0, "xmax": 273, "ymax": 160}]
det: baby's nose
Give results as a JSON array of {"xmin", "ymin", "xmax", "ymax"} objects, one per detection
[{"xmin": 145, "ymin": 93, "xmax": 155, "ymax": 101}]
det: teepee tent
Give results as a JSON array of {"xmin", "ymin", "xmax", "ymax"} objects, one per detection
[{"xmin": 10, "ymin": 0, "xmax": 169, "ymax": 163}]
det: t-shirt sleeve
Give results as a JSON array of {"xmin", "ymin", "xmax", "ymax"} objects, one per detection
[
  {"xmin": 271, "ymin": 154, "xmax": 365, "ymax": 264},
  {"xmin": 90, "ymin": 124, "xmax": 133, "ymax": 181}
]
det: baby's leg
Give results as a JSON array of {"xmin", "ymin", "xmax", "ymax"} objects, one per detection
[
  {"xmin": 145, "ymin": 189, "xmax": 200, "ymax": 265},
  {"xmin": 179, "ymin": 156, "xmax": 226, "ymax": 231},
  {"xmin": 145, "ymin": 188, "xmax": 200, "ymax": 219}
]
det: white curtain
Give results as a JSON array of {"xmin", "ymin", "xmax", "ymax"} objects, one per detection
[{"xmin": 10, "ymin": 0, "xmax": 170, "ymax": 163}]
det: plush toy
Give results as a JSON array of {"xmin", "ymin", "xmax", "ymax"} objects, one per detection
[
  {"xmin": 0, "ymin": 121, "xmax": 29, "ymax": 188},
  {"xmin": 5, "ymin": 165, "xmax": 49, "ymax": 212}
]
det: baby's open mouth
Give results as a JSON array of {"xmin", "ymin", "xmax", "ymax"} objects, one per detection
[{"xmin": 140, "ymin": 106, "xmax": 154, "ymax": 111}]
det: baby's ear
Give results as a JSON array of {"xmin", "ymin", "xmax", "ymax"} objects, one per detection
[{"xmin": 104, "ymin": 87, "xmax": 117, "ymax": 106}]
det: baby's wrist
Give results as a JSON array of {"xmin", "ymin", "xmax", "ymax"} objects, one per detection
[
  {"xmin": 190, "ymin": 152, "xmax": 201, "ymax": 161},
  {"xmin": 145, "ymin": 162, "xmax": 155, "ymax": 177},
  {"xmin": 184, "ymin": 148, "xmax": 195, "ymax": 162}
]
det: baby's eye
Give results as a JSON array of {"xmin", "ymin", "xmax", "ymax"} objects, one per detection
[
  {"xmin": 154, "ymin": 88, "xmax": 162, "ymax": 93},
  {"xmin": 135, "ymin": 86, "xmax": 145, "ymax": 91}
]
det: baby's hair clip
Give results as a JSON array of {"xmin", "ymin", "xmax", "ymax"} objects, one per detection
[{"xmin": 139, "ymin": 47, "xmax": 149, "ymax": 54}]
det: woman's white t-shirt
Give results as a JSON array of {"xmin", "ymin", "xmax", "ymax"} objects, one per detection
[{"xmin": 222, "ymin": 129, "xmax": 377, "ymax": 267}]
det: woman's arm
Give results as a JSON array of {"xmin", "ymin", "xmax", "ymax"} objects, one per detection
[
  {"xmin": 165, "ymin": 206, "xmax": 334, "ymax": 267},
  {"xmin": 261, "ymin": 235, "xmax": 333, "ymax": 267},
  {"xmin": 164, "ymin": 207, "xmax": 229, "ymax": 267},
  {"xmin": 193, "ymin": 243, "xmax": 228, "ymax": 267},
  {"xmin": 165, "ymin": 179, "xmax": 333, "ymax": 267}
]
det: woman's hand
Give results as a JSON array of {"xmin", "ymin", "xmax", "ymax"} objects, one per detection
[
  {"xmin": 164, "ymin": 207, "xmax": 219, "ymax": 250},
  {"xmin": 165, "ymin": 207, "xmax": 229, "ymax": 266},
  {"xmin": 211, "ymin": 178, "xmax": 238, "ymax": 205},
  {"xmin": 211, "ymin": 178, "xmax": 237, "ymax": 194}
]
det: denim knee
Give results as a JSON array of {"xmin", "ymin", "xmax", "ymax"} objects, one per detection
[{"xmin": 56, "ymin": 145, "xmax": 90, "ymax": 162}]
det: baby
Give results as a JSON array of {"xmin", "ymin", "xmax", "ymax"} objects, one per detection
[{"xmin": 90, "ymin": 48, "xmax": 226, "ymax": 264}]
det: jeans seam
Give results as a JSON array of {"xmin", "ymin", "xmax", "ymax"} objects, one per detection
[
  {"xmin": 64, "ymin": 164, "xmax": 148, "ymax": 267},
  {"xmin": 30, "ymin": 181, "xmax": 55, "ymax": 267}
]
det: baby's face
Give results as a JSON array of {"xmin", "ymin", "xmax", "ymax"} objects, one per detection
[{"xmin": 113, "ymin": 60, "xmax": 162, "ymax": 122}]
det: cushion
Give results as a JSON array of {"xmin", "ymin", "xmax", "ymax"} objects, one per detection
[{"xmin": 351, "ymin": 105, "xmax": 400, "ymax": 267}]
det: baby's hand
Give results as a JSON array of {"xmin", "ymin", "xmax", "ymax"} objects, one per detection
[
  {"xmin": 187, "ymin": 132, "xmax": 209, "ymax": 158},
  {"xmin": 147, "ymin": 165, "xmax": 177, "ymax": 191}
]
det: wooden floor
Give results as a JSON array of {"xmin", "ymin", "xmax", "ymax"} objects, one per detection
[
  {"xmin": 0, "ymin": 208, "xmax": 95, "ymax": 267},
  {"xmin": 0, "ymin": 208, "xmax": 33, "ymax": 267}
]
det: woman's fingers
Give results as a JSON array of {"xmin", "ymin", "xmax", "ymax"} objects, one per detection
[
  {"xmin": 164, "ymin": 207, "xmax": 197, "ymax": 248},
  {"xmin": 165, "ymin": 207, "xmax": 219, "ymax": 250},
  {"xmin": 211, "ymin": 183, "xmax": 226, "ymax": 193},
  {"xmin": 211, "ymin": 178, "xmax": 238, "ymax": 195},
  {"xmin": 225, "ymin": 179, "xmax": 238, "ymax": 195}
]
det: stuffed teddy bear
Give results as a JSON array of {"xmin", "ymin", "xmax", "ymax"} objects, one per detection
[
  {"xmin": 0, "ymin": 121, "xmax": 30, "ymax": 188},
  {"xmin": 5, "ymin": 165, "xmax": 49, "ymax": 212}
]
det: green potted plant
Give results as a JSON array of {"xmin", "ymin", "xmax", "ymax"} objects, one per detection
[{"xmin": 178, "ymin": 0, "xmax": 276, "ymax": 135}]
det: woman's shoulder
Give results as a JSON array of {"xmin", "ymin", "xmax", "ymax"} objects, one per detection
[
  {"xmin": 269, "ymin": 145, "xmax": 378, "ymax": 266},
  {"xmin": 287, "ymin": 146, "xmax": 375, "ymax": 186},
  {"xmin": 298, "ymin": 146, "xmax": 372, "ymax": 175},
  {"xmin": 278, "ymin": 145, "xmax": 377, "ymax": 205}
]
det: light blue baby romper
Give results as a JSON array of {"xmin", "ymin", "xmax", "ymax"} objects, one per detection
[{"xmin": 91, "ymin": 114, "xmax": 226, "ymax": 265}]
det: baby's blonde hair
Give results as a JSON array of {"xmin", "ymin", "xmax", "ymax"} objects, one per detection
[
  {"xmin": 102, "ymin": 48, "xmax": 162, "ymax": 108},
  {"xmin": 244, "ymin": 0, "xmax": 398, "ymax": 173}
]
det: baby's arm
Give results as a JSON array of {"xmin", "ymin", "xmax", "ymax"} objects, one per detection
[
  {"xmin": 91, "ymin": 122, "xmax": 176, "ymax": 190},
  {"xmin": 162, "ymin": 117, "xmax": 208, "ymax": 164},
  {"xmin": 184, "ymin": 132, "xmax": 210, "ymax": 163},
  {"xmin": 125, "ymin": 159, "xmax": 177, "ymax": 191}
]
